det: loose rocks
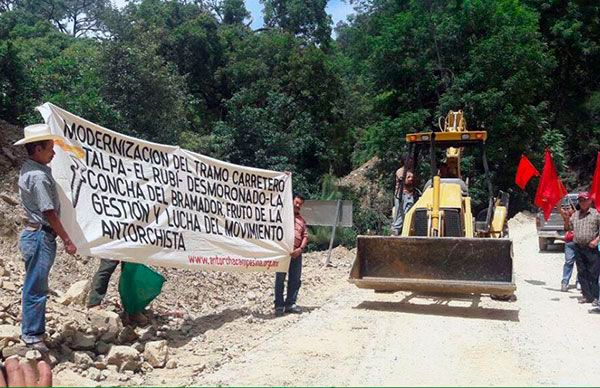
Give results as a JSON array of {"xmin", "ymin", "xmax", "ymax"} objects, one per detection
[
  {"xmin": 57, "ymin": 280, "xmax": 90, "ymax": 306},
  {"xmin": 70, "ymin": 332, "xmax": 96, "ymax": 350},
  {"xmin": 87, "ymin": 309, "xmax": 122, "ymax": 342},
  {"xmin": 106, "ymin": 345, "xmax": 141, "ymax": 372},
  {"xmin": 144, "ymin": 340, "xmax": 169, "ymax": 368},
  {"xmin": 0, "ymin": 324, "xmax": 20, "ymax": 341},
  {"xmin": 72, "ymin": 351, "xmax": 93, "ymax": 369}
]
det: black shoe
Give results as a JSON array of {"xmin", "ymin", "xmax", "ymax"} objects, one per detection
[
  {"xmin": 593, "ymin": 299, "xmax": 599, "ymax": 307},
  {"xmin": 285, "ymin": 304, "xmax": 302, "ymax": 314},
  {"xmin": 578, "ymin": 297, "xmax": 592, "ymax": 304},
  {"xmin": 561, "ymin": 283, "xmax": 569, "ymax": 292},
  {"xmin": 274, "ymin": 308, "xmax": 285, "ymax": 317},
  {"xmin": 589, "ymin": 307, "xmax": 600, "ymax": 314}
]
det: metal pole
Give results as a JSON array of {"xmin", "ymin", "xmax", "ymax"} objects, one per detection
[
  {"xmin": 482, "ymin": 143, "xmax": 494, "ymax": 232},
  {"xmin": 324, "ymin": 199, "xmax": 342, "ymax": 267},
  {"xmin": 430, "ymin": 132, "xmax": 437, "ymax": 178}
]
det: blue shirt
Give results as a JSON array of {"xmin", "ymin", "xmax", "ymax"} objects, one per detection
[
  {"xmin": 19, "ymin": 159, "xmax": 60, "ymax": 227},
  {"xmin": 399, "ymin": 191, "xmax": 417, "ymax": 217}
]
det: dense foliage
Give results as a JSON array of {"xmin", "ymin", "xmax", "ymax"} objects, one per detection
[{"xmin": 1, "ymin": 0, "xmax": 598, "ymax": 233}]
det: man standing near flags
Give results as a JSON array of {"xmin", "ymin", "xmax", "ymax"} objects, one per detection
[{"xmin": 560, "ymin": 192, "xmax": 600, "ymax": 304}]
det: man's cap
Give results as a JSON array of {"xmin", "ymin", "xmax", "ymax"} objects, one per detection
[
  {"xmin": 14, "ymin": 124, "xmax": 62, "ymax": 146},
  {"xmin": 578, "ymin": 191, "xmax": 591, "ymax": 200}
]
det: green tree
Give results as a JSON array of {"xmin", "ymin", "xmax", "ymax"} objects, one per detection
[
  {"xmin": 438, "ymin": 0, "xmax": 555, "ymax": 191},
  {"xmin": 17, "ymin": 0, "xmax": 113, "ymax": 37},
  {"xmin": 262, "ymin": 0, "xmax": 331, "ymax": 45},
  {"xmin": 99, "ymin": 41, "xmax": 191, "ymax": 144},
  {"xmin": 213, "ymin": 31, "xmax": 352, "ymax": 194},
  {"xmin": 221, "ymin": 0, "xmax": 250, "ymax": 25},
  {"xmin": 160, "ymin": 14, "xmax": 227, "ymax": 125},
  {"xmin": 526, "ymin": 0, "xmax": 600, "ymax": 176},
  {"xmin": 0, "ymin": 41, "xmax": 26, "ymax": 122}
]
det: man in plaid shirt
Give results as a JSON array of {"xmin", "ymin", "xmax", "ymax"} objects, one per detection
[
  {"xmin": 274, "ymin": 194, "xmax": 308, "ymax": 317},
  {"xmin": 560, "ymin": 192, "xmax": 600, "ymax": 306}
]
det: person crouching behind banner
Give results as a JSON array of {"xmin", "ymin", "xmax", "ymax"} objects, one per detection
[
  {"xmin": 274, "ymin": 193, "xmax": 309, "ymax": 317},
  {"xmin": 87, "ymin": 258, "xmax": 150, "ymax": 326},
  {"xmin": 87, "ymin": 259, "xmax": 121, "ymax": 307},
  {"xmin": 14, "ymin": 124, "xmax": 77, "ymax": 353}
]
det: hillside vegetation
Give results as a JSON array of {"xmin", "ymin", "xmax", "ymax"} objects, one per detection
[{"xmin": 1, "ymin": 0, "xmax": 598, "ymax": 233}]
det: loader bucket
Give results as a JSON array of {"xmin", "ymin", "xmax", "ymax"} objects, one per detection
[{"xmin": 349, "ymin": 236, "xmax": 515, "ymax": 296}]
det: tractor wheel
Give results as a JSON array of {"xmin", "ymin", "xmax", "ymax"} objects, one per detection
[{"xmin": 538, "ymin": 237, "xmax": 548, "ymax": 252}]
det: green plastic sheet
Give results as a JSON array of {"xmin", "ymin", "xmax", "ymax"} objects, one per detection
[{"xmin": 118, "ymin": 262, "xmax": 166, "ymax": 314}]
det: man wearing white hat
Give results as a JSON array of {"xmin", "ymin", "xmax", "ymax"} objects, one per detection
[{"xmin": 15, "ymin": 123, "xmax": 77, "ymax": 352}]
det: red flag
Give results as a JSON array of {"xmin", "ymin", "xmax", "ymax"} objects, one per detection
[
  {"xmin": 534, "ymin": 149, "xmax": 568, "ymax": 221},
  {"xmin": 589, "ymin": 151, "xmax": 600, "ymax": 203},
  {"xmin": 515, "ymin": 154, "xmax": 540, "ymax": 189}
]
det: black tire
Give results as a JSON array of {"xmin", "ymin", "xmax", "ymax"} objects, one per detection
[
  {"xmin": 538, "ymin": 237, "xmax": 548, "ymax": 252},
  {"xmin": 491, "ymin": 294, "xmax": 516, "ymax": 302}
]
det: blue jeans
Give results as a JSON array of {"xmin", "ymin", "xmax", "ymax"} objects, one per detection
[
  {"xmin": 274, "ymin": 255, "xmax": 302, "ymax": 309},
  {"xmin": 573, "ymin": 244, "xmax": 600, "ymax": 301},
  {"xmin": 19, "ymin": 229, "xmax": 56, "ymax": 344},
  {"xmin": 562, "ymin": 241, "xmax": 577, "ymax": 285}
]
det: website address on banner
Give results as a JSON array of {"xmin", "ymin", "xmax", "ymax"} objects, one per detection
[{"xmin": 188, "ymin": 255, "xmax": 279, "ymax": 269}]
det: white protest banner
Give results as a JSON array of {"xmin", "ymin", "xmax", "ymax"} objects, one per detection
[{"xmin": 38, "ymin": 102, "xmax": 293, "ymax": 272}]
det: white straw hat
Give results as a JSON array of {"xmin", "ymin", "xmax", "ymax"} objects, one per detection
[{"xmin": 14, "ymin": 124, "xmax": 63, "ymax": 145}]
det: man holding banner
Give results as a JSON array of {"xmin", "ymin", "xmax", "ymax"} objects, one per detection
[
  {"xmin": 274, "ymin": 194, "xmax": 309, "ymax": 317},
  {"xmin": 15, "ymin": 124, "xmax": 77, "ymax": 353}
]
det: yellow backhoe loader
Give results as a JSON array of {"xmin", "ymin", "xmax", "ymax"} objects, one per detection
[{"xmin": 349, "ymin": 111, "xmax": 515, "ymax": 298}]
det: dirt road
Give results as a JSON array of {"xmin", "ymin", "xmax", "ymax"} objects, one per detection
[{"xmin": 192, "ymin": 213, "xmax": 600, "ymax": 386}]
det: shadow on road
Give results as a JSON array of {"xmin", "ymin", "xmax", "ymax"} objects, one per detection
[
  {"xmin": 543, "ymin": 287, "xmax": 565, "ymax": 292},
  {"xmin": 353, "ymin": 297, "xmax": 520, "ymax": 322},
  {"xmin": 525, "ymin": 279, "xmax": 547, "ymax": 286}
]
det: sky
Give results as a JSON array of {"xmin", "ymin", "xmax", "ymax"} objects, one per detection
[
  {"xmin": 111, "ymin": 1, "xmax": 355, "ymax": 31},
  {"xmin": 245, "ymin": 0, "xmax": 355, "ymax": 30}
]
